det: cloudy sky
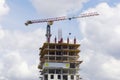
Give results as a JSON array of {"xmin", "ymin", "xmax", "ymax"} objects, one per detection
[{"xmin": 0, "ymin": 0, "xmax": 120, "ymax": 80}]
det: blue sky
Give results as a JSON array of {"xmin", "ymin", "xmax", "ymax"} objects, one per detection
[{"xmin": 0, "ymin": 0, "xmax": 120, "ymax": 80}]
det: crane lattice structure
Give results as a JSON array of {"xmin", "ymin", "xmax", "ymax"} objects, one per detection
[{"xmin": 25, "ymin": 12, "xmax": 99, "ymax": 42}]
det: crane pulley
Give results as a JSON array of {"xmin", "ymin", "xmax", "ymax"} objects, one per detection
[{"xmin": 25, "ymin": 12, "xmax": 99, "ymax": 43}]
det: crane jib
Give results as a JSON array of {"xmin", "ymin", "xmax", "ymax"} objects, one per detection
[{"xmin": 25, "ymin": 12, "xmax": 99, "ymax": 25}]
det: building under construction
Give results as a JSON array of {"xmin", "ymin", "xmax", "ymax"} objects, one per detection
[
  {"xmin": 38, "ymin": 36, "xmax": 82, "ymax": 80},
  {"xmin": 25, "ymin": 12, "xmax": 99, "ymax": 80}
]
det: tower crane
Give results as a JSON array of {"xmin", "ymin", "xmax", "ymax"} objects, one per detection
[{"xmin": 25, "ymin": 12, "xmax": 99, "ymax": 43}]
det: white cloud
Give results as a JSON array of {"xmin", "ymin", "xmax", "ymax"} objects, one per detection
[
  {"xmin": 0, "ymin": 28, "xmax": 45, "ymax": 51},
  {"xmin": 102, "ymin": 58, "xmax": 120, "ymax": 80},
  {"xmin": 1, "ymin": 51, "xmax": 38, "ymax": 80},
  {"xmin": 0, "ymin": 76, "xmax": 8, "ymax": 80},
  {"xmin": 31, "ymin": 0, "xmax": 88, "ymax": 17},
  {"xmin": 0, "ymin": 27, "xmax": 45, "ymax": 80},
  {"xmin": 0, "ymin": 0, "xmax": 10, "ymax": 79},
  {"xmin": 80, "ymin": 2, "xmax": 120, "ymax": 58},
  {"xmin": 0, "ymin": 62, "xmax": 4, "ymax": 75},
  {"xmin": 0, "ymin": 0, "xmax": 9, "ymax": 17},
  {"xmin": 79, "ymin": 2, "xmax": 120, "ymax": 80},
  {"xmin": 0, "ymin": 26, "xmax": 5, "ymax": 39},
  {"xmin": 81, "ymin": 52, "xmax": 120, "ymax": 80},
  {"xmin": 0, "ymin": 0, "xmax": 45, "ymax": 77}
]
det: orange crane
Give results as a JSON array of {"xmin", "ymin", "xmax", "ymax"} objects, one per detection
[{"xmin": 25, "ymin": 12, "xmax": 99, "ymax": 42}]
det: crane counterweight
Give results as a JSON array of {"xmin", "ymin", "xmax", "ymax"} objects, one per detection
[{"xmin": 25, "ymin": 21, "xmax": 32, "ymax": 26}]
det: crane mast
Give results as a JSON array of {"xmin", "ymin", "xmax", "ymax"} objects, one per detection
[
  {"xmin": 46, "ymin": 24, "xmax": 51, "ymax": 43},
  {"xmin": 25, "ymin": 12, "xmax": 99, "ymax": 43}
]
